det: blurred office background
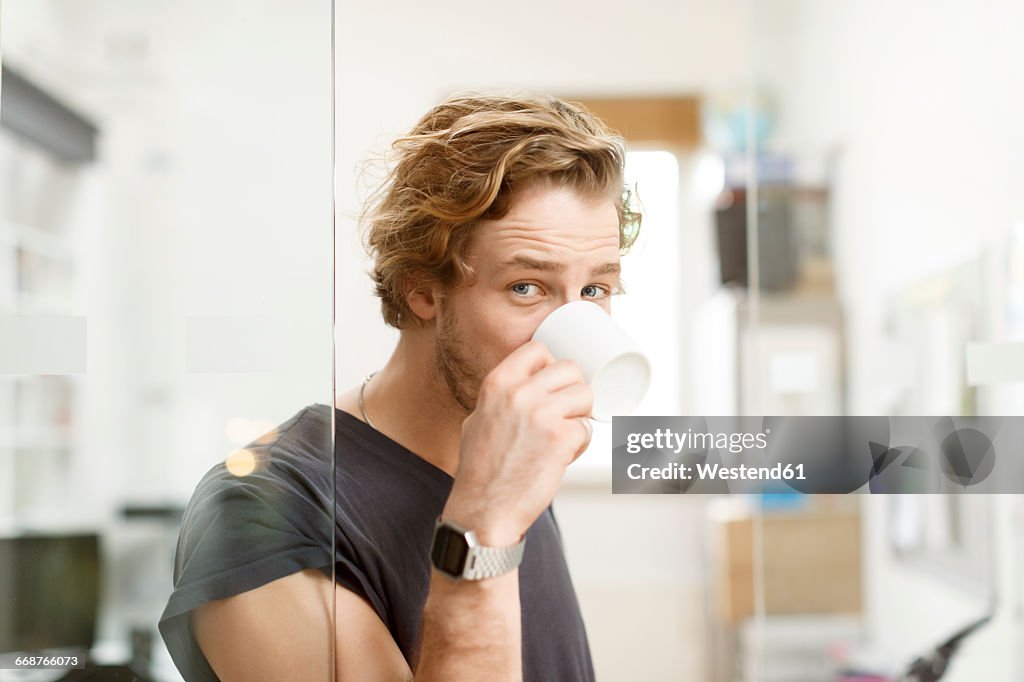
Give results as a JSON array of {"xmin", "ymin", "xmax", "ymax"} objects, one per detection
[
  {"xmin": 2, "ymin": 1, "xmax": 1024, "ymax": 681},
  {"xmin": 0, "ymin": 1, "xmax": 333, "ymax": 679}
]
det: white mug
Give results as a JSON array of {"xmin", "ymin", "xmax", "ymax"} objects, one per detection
[{"xmin": 531, "ymin": 301, "xmax": 651, "ymax": 422}]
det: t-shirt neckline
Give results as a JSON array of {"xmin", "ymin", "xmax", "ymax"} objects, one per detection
[{"xmin": 323, "ymin": 403, "xmax": 456, "ymax": 486}]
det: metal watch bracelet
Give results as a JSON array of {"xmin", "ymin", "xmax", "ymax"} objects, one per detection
[{"xmin": 430, "ymin": 517, "xmax": 527, "ymax": 581}]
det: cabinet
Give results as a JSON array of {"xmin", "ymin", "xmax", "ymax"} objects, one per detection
[
  {"xmin": 693, "ymin": 287, "xmax": 845, "ymax": 416},
  {"xmin": 707, "ymin": 498, "xmax": 863, "ymax": 682},
  {"xmin": 0, "ymin": 134, "xmax": 82, "ymax": 527}
]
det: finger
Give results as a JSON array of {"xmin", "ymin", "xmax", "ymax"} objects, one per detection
[
  {"xmin": 489, "ymin": 340, "xmax": 555, "ymax": 385},
  {"xmin": 571, "ymin": 418, "xmax": 593, "ymax": 462},
  {"xmin": 525, "ymin": 358, "xmax": 586, "ymax": 395},
  {"xmin": 578, "ymin": 417, "xmax": 593, "ymax": 446},
  {"xmin": 545, "ymin": 381, "xmax": 594, "ymax": 420}
]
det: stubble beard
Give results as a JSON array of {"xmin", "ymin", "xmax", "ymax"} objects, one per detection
[{"xmin": 434, "ymin": 304, "xmax": 486, "ymax": 416}]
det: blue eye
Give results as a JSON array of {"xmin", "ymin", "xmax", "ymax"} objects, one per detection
[
  {"xmin": 582, "ymin": 285, "xmax": 608, "ymax": 299},
  {"xmin": 511, "ymin": 283, "xmax": 540, "ymax": 297}
]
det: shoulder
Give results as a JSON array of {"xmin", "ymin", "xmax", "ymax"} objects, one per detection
[
  {"xmin": 159, "ymin": 405, "xmax": 341, "ymax": 680},
  {"xmin": 170, "ymin": 403, "xmax": 337, "ymax": 596},
  {"xmin": 184, "ymin": 404, "xmax": 333, "ymax": 517}
]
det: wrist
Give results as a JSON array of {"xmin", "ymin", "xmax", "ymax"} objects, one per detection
[
  {"xmin": 440, "ymin": 485, "xmax": 528, "ymax": 544},
  {"xmin": 429, "ymin": 514, "xmax": 527, "ymax": 583},
  {"xmin": 440, "ymin": 501, "xmax": 524, "ymax": 547}
]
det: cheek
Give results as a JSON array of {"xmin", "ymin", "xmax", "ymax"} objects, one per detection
[
  {"xmin": 458, "ymin": 300, "xmax": 541, "ymax": 360},
  {"xmin": 480, "ymin": 312, "xmax": 538, "ymax": 358}
]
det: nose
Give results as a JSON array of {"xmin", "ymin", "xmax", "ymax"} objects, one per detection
[
  {"xmin": 561, "ymin": 283, "xmax": 588, "ymax": 306},
  {"xmin": 537, "ymin": 295, "xmax": 573, "ymax": 324},
  {"xmin": 556, "ymin": 290, "xmax": 587, "ymax": 308}
]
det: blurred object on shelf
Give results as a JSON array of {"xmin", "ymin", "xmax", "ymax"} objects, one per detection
[
  {"xmin": 0, "ymin": 533, "xmax": 100, "ymax": 656},
  {"xmin": 710, "ymin": 501, "xmax": 862, "ymax": 624},
  {"xmin": 714, "ymin": 180, "xmax": 832, "ymax": 295},
  {"xmin": 702, "ymin": 88, "xmax": 777, "ymax": 153},
  {"xmin": 693, "ymin": 288, "xmax": 845, "ymax": 416},
  {"xmin": 895, "ymin": 612, "xmax": 992, "ymax": 682}
]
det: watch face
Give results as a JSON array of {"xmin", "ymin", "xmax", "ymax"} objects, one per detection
[{"xmin": 431, "ymin": 525, "xmax": 470, "ymax": 576}]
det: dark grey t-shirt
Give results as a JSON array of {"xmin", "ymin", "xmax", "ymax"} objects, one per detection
[{"xmin": 158, "ymin": 403, "xmax": 595, "ymax": 681}]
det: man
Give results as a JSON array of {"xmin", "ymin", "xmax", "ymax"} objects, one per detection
[{"xmin": 159, "ymin": 93, "xmax": 641, "ymax": 681}]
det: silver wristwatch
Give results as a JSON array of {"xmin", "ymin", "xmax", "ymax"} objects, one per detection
[{"xmin": 429, "ymin": 517, "xmax": 526, "ymax": 581}]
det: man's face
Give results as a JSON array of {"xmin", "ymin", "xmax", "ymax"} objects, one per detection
[{"xmin": 434, "ymin": 183, "xmax": 622, "ymax": 413}]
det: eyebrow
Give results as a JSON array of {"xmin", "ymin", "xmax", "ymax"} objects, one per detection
[{"xmin": 499, "ymin": 255, "xmax": 621, "ymax": 278}]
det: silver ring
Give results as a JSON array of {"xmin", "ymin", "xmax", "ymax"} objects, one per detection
[{"xmin": 578, "ymin": 417, "xmax": 593, "ymax": 446}]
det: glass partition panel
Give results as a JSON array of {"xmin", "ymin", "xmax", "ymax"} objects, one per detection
[
  {"xmin": 744, "ymin": 2, "xmax": 1023, "ymax": 681},
  {"xmin": 0, "ymin": 2, "xmax": 333, "ymax": 679}
]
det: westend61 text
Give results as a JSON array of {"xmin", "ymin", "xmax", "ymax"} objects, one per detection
[{"xmin": 626, "ymin": 462, "xmax": 806, "ymax": 481}]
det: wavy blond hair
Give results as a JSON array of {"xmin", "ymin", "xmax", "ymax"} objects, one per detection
[{"xmin": 362, "ymin": 92, "xmax": 642, "ymax": 329}]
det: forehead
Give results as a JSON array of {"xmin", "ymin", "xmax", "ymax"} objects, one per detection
[{"xmin": 469, "ymin": 184, "xmax": 621, "ymax": 268}]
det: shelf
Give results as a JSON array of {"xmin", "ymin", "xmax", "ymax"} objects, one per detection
[
  {"xmin": 1, "ymin": 219, "xmax": 75, "ymax": 261},
  {"xmin": 13, "ymin": 292, "xmax": 76, "ymax": 315},
  {"xmin": 1, "ymin": 131, "xmax": 81, "ymax": 526},
  {"xmin": 967, "ymin": 341, "xmax": 1024, "ymax": 385},
  {"xmin": 0, "ymin": 431, "xmax": 74, "ymax": 450}
]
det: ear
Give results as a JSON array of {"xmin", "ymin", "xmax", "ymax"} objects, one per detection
[{"xmin": 406, "ymin": 283, "xmax": 440, "ymax": 322}]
